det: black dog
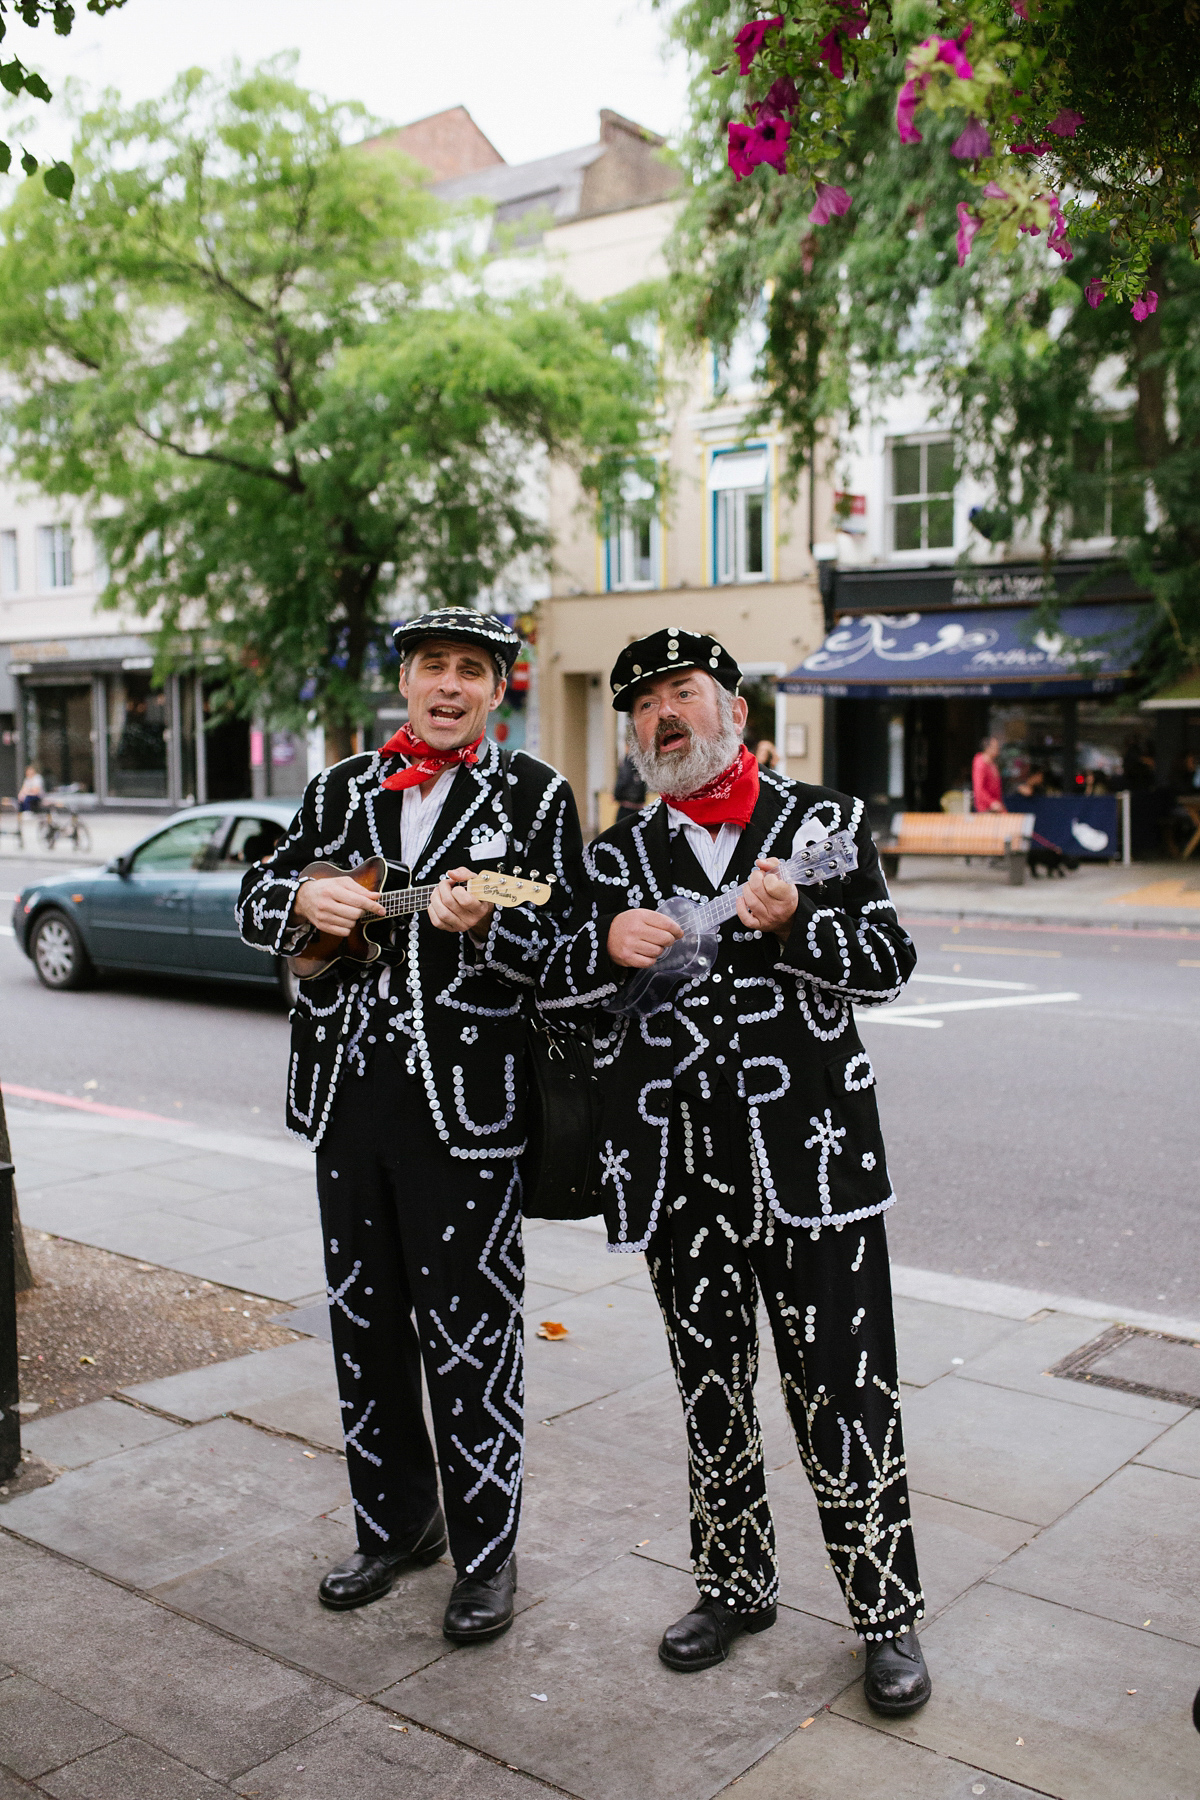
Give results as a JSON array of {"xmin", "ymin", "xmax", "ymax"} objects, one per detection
[{"xmin": 1027, "ymin": 835, "xmax": 1079, "ymax": 878}]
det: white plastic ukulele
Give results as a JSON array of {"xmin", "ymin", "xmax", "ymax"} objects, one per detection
[{"xmin": 605, "ymin": 824, "xmax": 858, "ymax": 1018}]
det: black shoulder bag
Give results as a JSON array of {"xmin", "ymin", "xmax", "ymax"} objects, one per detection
[{"xmin": 496, "ymin": 750, "xmax": 600, "ymax": 1220}]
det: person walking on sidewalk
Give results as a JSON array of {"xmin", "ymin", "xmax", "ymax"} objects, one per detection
[
  {"xmin": 971, "ymin": 735, "xmax": 1005, "ymax": 814},
  {"xmin": 236, "ymin": 609, "xmax": 583, "ymax": 1644},
  {"xmin": 538, "ymin": 628, "xmax": 931, "ymax": 1716}
]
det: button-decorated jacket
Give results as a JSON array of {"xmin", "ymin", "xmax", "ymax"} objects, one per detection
[
  {"xmin": 538, "ymin": 769, "xmax": 916, "ymax": 1252},
  {"xmin": 236, "ymin": 740, "xmax": 583, "ymax": 1150}
]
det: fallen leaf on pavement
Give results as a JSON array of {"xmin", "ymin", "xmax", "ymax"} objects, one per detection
[
  {"xmin": 78, "ymin": 1355, "xmax": 96, "ymax": 1366},
  {"xmin": 1127, "ymin": 1689, "xmax": 1137, "ymax": 1695},
  {"xmin": 302, "ymin": 1450, "xmax": 316, "ymax": 1459},
  {"xmin": 531, "ymin": 1693, "xmax": 548, "ymax": 1702},
  {"xmin": 1016, "ymin": 1737, "xmax": 1024, "ymax": 1746},
  {"xmin": 537, "ymin": 1321, "xmax": 569, "ymax": 1340}
]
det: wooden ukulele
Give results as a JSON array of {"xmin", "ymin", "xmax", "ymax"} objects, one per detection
[{"xmin": 288, "ymin": 857, "xmax": 553, "ymax": 981}]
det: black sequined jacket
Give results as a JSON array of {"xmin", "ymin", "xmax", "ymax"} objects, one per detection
[
  {"xmin": 538, "ymin": 769, "xmax": 916, "ymax": 1251},
  {"xmin": 236, "ymin": 740, "xmax": 582, "ymax": 1150}
]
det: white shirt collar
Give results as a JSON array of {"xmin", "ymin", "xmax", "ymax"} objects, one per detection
[{"xmin": 665, "ymin": 805, "xmax": 741, "ymax": 888}]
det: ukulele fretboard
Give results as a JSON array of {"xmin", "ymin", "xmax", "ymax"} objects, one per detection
[
  {"xmin": 685, "ymin": 840, "xmax": 850, "ymax": 933},
  {"xmin": 379, "ymin": 884, "xmax": 440, "ymax": 919}
]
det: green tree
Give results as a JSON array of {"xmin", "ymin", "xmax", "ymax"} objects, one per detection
[
  {"xmin": 0, "ymin": 62, "xmax": 661, "ymax": 755},
  {"xmin": 666, "ymin": 4, "xmax": 1200, "ymax": 690},
  {"xmin": 0, "ymin": 0, "xmax": 127, "ymax": 197}
]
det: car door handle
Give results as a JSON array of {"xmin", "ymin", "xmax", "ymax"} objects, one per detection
[{"xmin": 157, "ymin": 889, "xmax": 189, "ymax": 908}]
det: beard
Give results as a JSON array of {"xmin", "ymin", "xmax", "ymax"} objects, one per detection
[{"xmin": 629, "ymin": 715, "xmax": 743, "ymax": 799}]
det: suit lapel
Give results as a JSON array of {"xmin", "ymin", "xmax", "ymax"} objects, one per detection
[
  {"xmin": 412, "ymin": 750, "xmax": 500, "ymax": 880},
  {"xmin": 725, "ymin": 773, "xmax": 795, "ymax": 883},
  {"xmin": 628, "ymin": 800, "xmax": 672, "ymax": 907}
]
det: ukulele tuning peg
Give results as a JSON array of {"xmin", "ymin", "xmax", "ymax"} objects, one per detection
[{"xmin": 529, "ymin": 869, "xmax": 540, "ymax": 881}]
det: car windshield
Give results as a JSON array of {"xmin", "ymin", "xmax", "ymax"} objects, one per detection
[{"xmin": 130, "ymin": 816, "xmax": 221, "ymax": 873}]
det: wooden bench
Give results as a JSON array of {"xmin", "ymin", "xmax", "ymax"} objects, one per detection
[{"xmin": 879, "ymin": 811, "xmax": 1036, "ymax": 886}]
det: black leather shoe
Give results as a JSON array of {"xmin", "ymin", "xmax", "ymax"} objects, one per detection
[
  {"xmin": 863, "ymin": 1630, "xmax": 932, "ymax": 1715},
  {"xmin": 658, "ymin": 1595, "xmax": 777, "ymax": 1672},
  {"xmin": 318, "ymin": 1507, "xmax": 447, "ymax": 1611},
  {"xmin": 443, "ymin": 1554, "xmax": 517, "ymax": 1643}
]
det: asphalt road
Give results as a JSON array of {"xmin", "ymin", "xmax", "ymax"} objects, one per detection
[{"xmin": 3, "ymin": 856, "xmax": 1198, "ymax": 1315}]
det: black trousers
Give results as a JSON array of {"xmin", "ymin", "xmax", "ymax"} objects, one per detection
[
  {"xmin": 647, "ymin": 1087, "xmax": 924, "ymax": 1642},
  {"xmin": 315, "ymin": 1048, "xmax": 524, "ymax": 1578}
]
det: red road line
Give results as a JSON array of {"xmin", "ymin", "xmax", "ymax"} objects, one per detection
[{"xmin": 1, "ymin": 1082, "xmax": 192, "ymax": 1124}]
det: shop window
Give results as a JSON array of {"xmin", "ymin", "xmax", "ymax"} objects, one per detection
[
  {"xmin": 106, "ymin": 670, "xmax": 168, "ymax": 800},
  {"xmin": 1070, "ymin": 421, "xmax": 1144, "ymax": 541},
  {"xmin": 36, "ymin": 524, "xmax": 74, "ymax": 589},
  {"xmin": 889, "ymin": 440, "xmax": 955, "ymax": 552},
  {"xmin": 0, "ymin": 531, "xmax": 18, "ymax": 593},
  {"xmin": 711, "ymin": 448, "xmax": 769, "ymax": 584},
  {"xmin": 23, "ymin": 684, "xmax": 94, "ymax": 793}
]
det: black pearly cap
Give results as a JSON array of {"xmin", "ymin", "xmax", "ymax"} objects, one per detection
[
  {"xmin": 609, "ymin": 626, "xmax": 742, "ymax": 712},
  {"xmin": 392, "ymin": 608, "xmax": 522, "ymax": 678}
]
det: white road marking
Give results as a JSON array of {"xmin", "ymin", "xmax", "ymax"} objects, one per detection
[
  {"xmin": 863, "ymin": 990, "xmax": 1081, "ymax": 1028},
  {"xmin": 909, "ymin": 972, "xmax": 1034, "ymax": 991},
  {"xmin": 0, "ymin": 924, "xmax": 14, "ymax": 936}
]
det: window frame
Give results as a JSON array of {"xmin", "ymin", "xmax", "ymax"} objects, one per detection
[
  {"xmin": 710, "ymin": 445, "xmax": 771, "ymax": 585},
  {"xmin": 0, "ymin": 529, "xmax": 18, "ymax": 594},
  {"xmin": 36, "ymin": 523, "xmax": 75, "ymax": 591},
  {"xmin": 887, "ymin": 437, "xmax": 957, "ymax": 557},
  {"xmin": 605, "ymin": 505, "xmax": 661, "ymax": 592},
  {"xmin": 1068, "ymin": 420, "xmax": 1145, "ymax": 544}
]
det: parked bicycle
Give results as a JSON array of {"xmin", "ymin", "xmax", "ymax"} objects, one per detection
[{"xmin": 36, "ymin": 804, "xmax": 92, "ymax": 854}]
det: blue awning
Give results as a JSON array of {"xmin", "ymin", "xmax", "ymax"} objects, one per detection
[{"xmin": 779, "ymin": 602, "xmax": 1151, "ymax": 699}]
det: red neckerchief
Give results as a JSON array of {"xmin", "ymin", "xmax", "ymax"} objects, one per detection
[
  {"xmin": 379, "ymin": 722, "xmax": 485, "ymax": 792},
  {"xmin": 662, "ymin": 744, "xmax": 760, "ymax": 829}
]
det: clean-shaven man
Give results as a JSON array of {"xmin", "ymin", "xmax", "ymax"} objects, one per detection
[
  {"xmin": 237, "ymin": 609, "xmax": 582, "ymax": 1643},
  {"xmin": 539, "ymin": 627, "xmax": 931, "ymax": 1716}
]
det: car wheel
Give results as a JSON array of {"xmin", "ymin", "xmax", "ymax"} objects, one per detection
[
  {"xmin": 277, "ymin": 959, "xmax": 301, "ymax": 1011},
  {"xmin": 31, "ymin": 910, "xmax": 94, "ymax": 991}
]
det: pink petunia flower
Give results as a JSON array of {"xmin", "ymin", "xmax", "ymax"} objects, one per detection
[
  {"xmin": 1130, "ymin": 291, "xmax": 1159, "ymax": 321},
  {"xmin": 982, "ymin": 181, "xmax": 1010, "ymax": 199},
  {"xmin": 733, "ymin": 15, "xmax": 784, "ymax": 76},
  {"xmin": 936, "ymin": 34, "xmax": 974, "ymax": 79},
  {"xmin": 956, "ymin": 201, "xmax": 981, "ymax": 265},
  {"xmin": 756, "ymin": 76, "xmax": 799, "ymax": 119},
  {"xmin": 817, "ymin": 1, "xmax": 867, "ymax": 79},
  {"xmin": 951, "ymin": 117, "xmax": 994, "ymax": 159},
  {"xmin": 818, "ymin": 28, "xmax": 847, "ymax": 80},
  {"xmin": 1084, "ymin": 279, "xmax": 1106, "ymax": 308},
  {"xmin": 1045, "ymin": 194, "xmax": 1073, "ymax": 261},
  {"xmin": 728, "ymin": 121, "xmax": 755, "ymax": 181},
  {"xmin": 808, "ymin": 182, "xmax": 853, "ymax": 225},
  {"xmin": 744, "ymin": 114, "xmax": 791, "ymax": 173},
  {"xmin": 1009, "ymin": 140, "xmax": 1052, "ymax": 155},
  {"xmin": 1048, "ymin": 108, "xmax": 1083, "ymax": 137},
  {"xmin": 896, "ymin": 79, "xmax": 924, "ymax": 144},
  {"xmin": 1012, "ymin": 0, "xmax": 1029, "ymax": 16}
]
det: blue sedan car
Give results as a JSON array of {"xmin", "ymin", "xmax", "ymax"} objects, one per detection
[{"xmin": 12, "ymin": 801, "xmax": 302, "ymax": 1005}]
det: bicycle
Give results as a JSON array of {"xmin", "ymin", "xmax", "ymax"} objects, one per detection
[{"xmin": 36, "ymin": 804, "xmax": 92, "ymax": 854}]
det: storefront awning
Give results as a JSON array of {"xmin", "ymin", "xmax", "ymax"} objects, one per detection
[{"xmin": 779, "ymin": 602, "xmax": 1152, "ymax": 700}]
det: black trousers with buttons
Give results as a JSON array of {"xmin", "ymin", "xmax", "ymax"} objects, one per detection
[
  {"xmin": 646, "ymin": 1086, "xmax": 925, "ymax": 1642},
  {"xmin": 314, "ymin": 1047, "xmax": 525, "ymax": 1579}
]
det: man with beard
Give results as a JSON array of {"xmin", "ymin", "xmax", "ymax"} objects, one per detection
[
  {"xmin": 237, "ymin": 609, "xmax": 582, "ymax": 1643},
  {"xmin": 539, "ymin": 628, "xmax": 931, "ymax": 1715}
]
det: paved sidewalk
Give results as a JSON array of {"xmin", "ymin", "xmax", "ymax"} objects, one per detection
[
  {"xmin": 0, "ymin": 810, "xmax": 191, "ymax": 869},
  {"xmin": 3, "ymin": 1106, "xmax": 1199, "ymax": 1798},
  {"xmin": 889, "ymin": 856, "xmax": 1200, "ymax": 932}
]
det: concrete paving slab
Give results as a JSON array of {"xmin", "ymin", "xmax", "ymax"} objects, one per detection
[
  {"xmin": 119, "ymin": 1338, "xmax": 334, "ymax": 1421},
  {"xmin": 0, "ymin": 1765, "xmax": 42, "ymax": 1800},
  {"xmin": 272, "ymin": 1300, "xmax": 332, "ymax": 1342},
  {"xmin": 536, "ymin": 1369, "xmax": 684, "ymax": 1465},
  {"xmin": 521, "ymin": 1424, "xmax": 688, "ymax": 1599},
  {"xmin": 637, "ymin": 1477, "xmax": 1032, "ymax": 1631},
  {"xmin": 0, "ymin": 1533, "xmax": 354, "ymax": 1781},
  {"xmin": 384, "ymin": 1554, "xmax": 857, "ymax": 1800},
  {"xmin": 38, "ymin": 1735, "xmax": 233, "ymax": 1800},
  {"xmin": 25, "ymin": 1165, "xmax": 217, "ymax": 1209},
  {"xmin": 989, "ymin": 1462, "xmax": 1200, "ymax": 1647},
  {"xmin": 233, "ymin": 1385, "xmax": 345, "ymax": 1453},
  {"xmin": 0, "ymin": 1417, "xmax": 350, "ymax": 1589},
  {"xmin": 1135, "ymin": 1407, "xmax": 1200, "ymax": 1479},
  {"xmin": 149, "ymin": 1151, "xmax": 313, "ymax": 1195},
  {"xmin": 726, "ymin": 1708, "xmax": 1050, "ymax": 1799},
  {"xmin": 954, "ymin": 1313, "xmax": 1192, "ymax": 1424},
  {"xmin": 523, "ymin": 1223, "xmax": 635, "ymax": 1295},
  {"xmin": 832, "ymin": 1583, "xmax": 1200, "ymax": 1800},
  {"xmin": 152, "ymin": 1513, "xmax": 455, "ymax": 1696},
  {"xmin": 176, "ymin": 1227, "xmax": 325, "ymax": 1302},
  {"xmin": 902, "ymin": 1375, "xmax": 1163, "ymax": 1525},
  {"xmin": 18, "ymin": 1397, "xmax": 184, "ymax": 1470},
  {"xmin": 232, "ymin": 1704, "xmax": 556, "ymax": 1800},
  {"xmin": 522, "ymin": 1283, "xmax": 672, "ymax": 1419},
  {"xmin": 892, "ymin": 1298, "xmax": 1026, "ymax": 1390},
  {"xmin": 3, "ymin": 1154, "xmax": 83, "ymax": 1191},
  {"xmin": 6, "ymin": 1127, "xmax": 188, "ymax": 1176},
  {"xmin": 0, "ymin": 1672, "xmax": 120, "ymax": 1779},
  {"xmin": 158, "ymin": 1184, "xmax": 316, "ymax": 1240},
  {"xmin": 613, "ymin": 1265, "xmax": 655, "ymax": 1295},
  {"xmin": 67, "ymin": 1208, "xmax": 252, "ymax": 1264}
]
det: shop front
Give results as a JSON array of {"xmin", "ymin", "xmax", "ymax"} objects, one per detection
[
  {"xmin": 783, "ymin": 560, "xmax": 1155, "ymax": 844},
  {"xmin": 8, "ymin": 636, "xmax": 254, "ymax": 810}
]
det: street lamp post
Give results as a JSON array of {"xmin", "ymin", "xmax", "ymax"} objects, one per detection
[{"xmin": 0, "ymin": 1163, "xmax": 18, "ymax": 1480}]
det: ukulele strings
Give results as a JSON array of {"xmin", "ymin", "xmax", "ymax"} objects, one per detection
[{"xmin": 689, "ymin": 842, "xmax": 839, "ymax": 932}]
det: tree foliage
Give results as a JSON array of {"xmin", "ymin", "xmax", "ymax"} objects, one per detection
[
  {"xmin": 0, "ymin": 63, "xmax": 661, "ymax": 750},
  {"xmin": 693, "ymin": 0, "xmax": 1199, "ymax": 305},
  {"xmin": 0, "ymin": 0, "xmax": 126, "ymax": 197},
  {"xmin": 666, "ymin": 1, "xmax": 1200, "ymax": 692}
]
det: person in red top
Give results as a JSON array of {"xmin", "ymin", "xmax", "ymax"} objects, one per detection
[{"xmin": 972, "ymin": 735, "xmax": 1005, "ymax": 813}]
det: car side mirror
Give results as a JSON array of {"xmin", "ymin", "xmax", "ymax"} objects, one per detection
[{"xmin": 112, "ymin": 852, "xmax": 133, "ymax": 877}]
